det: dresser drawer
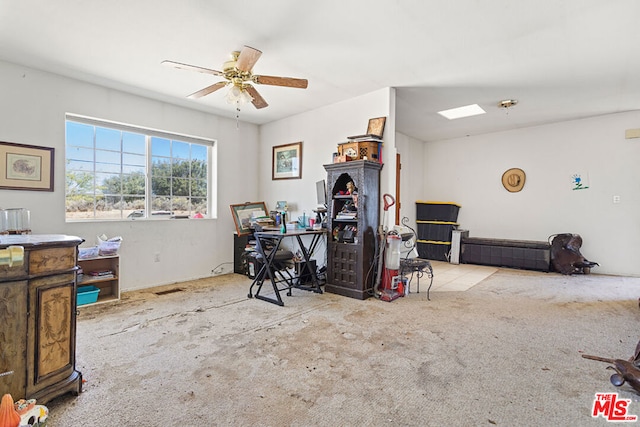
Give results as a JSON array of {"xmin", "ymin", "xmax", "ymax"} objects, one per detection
[
  {"xmin": 29, "ymin": 247, "xmax": 76, "ymax": 275},
  {"xmin": 0, "ymin": 260, "xmax": 28, "ymax": 280}
]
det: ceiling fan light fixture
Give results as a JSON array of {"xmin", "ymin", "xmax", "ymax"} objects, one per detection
[
  {"xmin": 164, "ymin": 45, "xmax": 307, "ymax": 111},
  {"xmin": 239, "ymin": 89, "xmax": 253, "ymax": 104},
  {"xmin": 438, "ymin": 104, "xmax": 486, "ymax": 120},
  {"xmin": 225, "ymin": 84, "xmax": 253, "ymax": 105}
]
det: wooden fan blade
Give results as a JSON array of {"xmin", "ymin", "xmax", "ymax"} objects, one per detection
[
  {"xmin": 254, "ymin": 75, "xmax": 308, "ymax": 89},
  {"xmin": 187, "ymin": 82, "xmax": 227, "ymax": 99},
  {"xmin": 235, "ymin": 46, "xmax": 262, "ymax": 72},
  {"xmin": 244, "ymin": 85, "xmax": 269, "ymax": 109},
  {"xmin": 162, "ymin": 60, "xmax": 224, "ymax": 76}
]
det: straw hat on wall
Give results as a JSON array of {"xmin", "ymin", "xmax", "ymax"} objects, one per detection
[{"xmin": 502, "ymin": 168, "xmax": 526, "ymax": 192}]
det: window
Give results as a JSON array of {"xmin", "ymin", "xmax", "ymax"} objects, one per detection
[{"xmin": 65, "ymin": 115, "xmax": 213, "ymax": 221}]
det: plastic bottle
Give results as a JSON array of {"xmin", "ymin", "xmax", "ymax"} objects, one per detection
[{"xmin": 280, "ymin": 211, "xmax": 287, "ymax": 234}]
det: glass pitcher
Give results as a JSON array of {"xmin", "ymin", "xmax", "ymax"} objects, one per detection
[{"xmin": 0, "ymin": 209, "xmax": 7, "ymax": 235}]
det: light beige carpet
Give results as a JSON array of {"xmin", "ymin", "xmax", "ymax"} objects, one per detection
[{"xmin": 46, "ymin": 263, "xmax": 640, "ymax": 426}]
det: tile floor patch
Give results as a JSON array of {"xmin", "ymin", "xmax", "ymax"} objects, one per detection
[{"xmin": 429, "ymin": 261, "xmax": 498, "ymax": 292}]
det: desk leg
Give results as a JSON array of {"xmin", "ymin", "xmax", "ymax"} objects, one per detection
[
  {"xmin": 253, "ymin": 236, "xmax": 286, "ymax": 306},
  {"xmin": 248, "ymin": 263, "xmax": 268, "ymax": 298}
]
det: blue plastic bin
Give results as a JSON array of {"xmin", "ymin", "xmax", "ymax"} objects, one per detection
[{"xmin": 77, "ymin": 285, "xmax": 100, "ymax": 306}]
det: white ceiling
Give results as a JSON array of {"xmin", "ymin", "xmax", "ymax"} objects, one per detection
[{"xmin": 1, "ymin": 0, "xmax": 639, "ymax": 142}]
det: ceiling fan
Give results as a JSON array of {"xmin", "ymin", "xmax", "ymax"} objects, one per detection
[{"xmin": 162, "ymin": 45, "xmax": 308, "ymax": 109}]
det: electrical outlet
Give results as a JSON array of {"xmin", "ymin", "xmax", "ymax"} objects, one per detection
[
  {"xmin": 613, "ymin": 195, "xmax": 621, "ymax": 204},
  {"xmin": 154, "ymin": 253, "xmax": 160, "ymax": 262}
]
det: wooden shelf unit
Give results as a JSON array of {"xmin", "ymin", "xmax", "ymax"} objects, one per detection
[
  {"xmin": 77, "ymin": 255, "xmax": 120, "ymax": 305},
  {"xmin": 324, "ymin": 160, "xmax": 382, "ymax": 299}
]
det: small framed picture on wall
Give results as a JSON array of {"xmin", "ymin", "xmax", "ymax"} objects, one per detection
[
  {"xmin": 0, "ymin": 141, "xmax": 55, "ymax": 191},
  {"xmin": 272, "ymin": 141, "xmax": 302, "ymax": 180}
]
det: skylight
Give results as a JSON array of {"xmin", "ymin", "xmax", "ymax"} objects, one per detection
[{"xmin": 437, "ymin": 104, "xmax": 486, "ymax": 120}]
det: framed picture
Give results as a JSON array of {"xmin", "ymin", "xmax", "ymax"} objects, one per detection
[
  {"xmin": 0, "ymin": 141, "xmax": 54, "ymax": 191},
  {"xmin": 230, "ymin": 202, "xmax": 268, "ymax": 235},
  {"xmin": 272, "ymin": 141, "xmax": 302, "ymax": 180},
  {"xmin": 367, "ymin": 117, "xmax": 386, "ymax": 138}
]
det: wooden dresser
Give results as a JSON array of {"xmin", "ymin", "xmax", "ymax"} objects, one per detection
[{"xmin": 0, "ymin": 234, "xmax": 83, "ymax": 404}]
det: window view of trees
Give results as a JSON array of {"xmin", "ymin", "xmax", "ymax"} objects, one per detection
[{"xmin": 65, "ymin": 119, "xmax": 210, "ymax": 220}]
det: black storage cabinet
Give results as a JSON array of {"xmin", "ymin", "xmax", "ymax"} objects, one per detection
[{"xmin": 324, "ymin": 160, "xmax": 382, "ymax": 300}]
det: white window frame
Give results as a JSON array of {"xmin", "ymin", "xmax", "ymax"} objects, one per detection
[{"xmin": 65, "ymin": 113, "xmax": 216, "ymax": 222}]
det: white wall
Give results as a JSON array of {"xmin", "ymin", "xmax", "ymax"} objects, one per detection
[
  {"xmin": 395, "ymin": 132, "xmax": 426, "ymax": 227},
  {"xmin": 256, "ymin": 88, "xmax": 393, "ymax": 263},
  {"xmin": 418, "ymin": 111, "xmax": 640, "ymax": 276},
  {"xmin": 258, "ymin": 88, "xmax": 394, "ymax": 213},
  {"xmin": 0, "ymin": 60, "xmax": 259, "ymax": 291}
]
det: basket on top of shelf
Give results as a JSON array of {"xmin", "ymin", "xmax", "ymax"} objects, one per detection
[
  {"xmin": 97, "ymin": 234, "xmax": 122, "ymax": 256},
  {"xmin": 98, "ymin": 240, "xmax": 120, "ymax": 256},
  {"xmin": 78, "ymin": 241, "xmax": 121, "ymax": 259},
  {"xmin": 78, "ymin": 246, "xmax": 99, "ymax": 260},
  {"xmin": 416, "ymin": 201, "xmax": 461, "ymax": 222}
]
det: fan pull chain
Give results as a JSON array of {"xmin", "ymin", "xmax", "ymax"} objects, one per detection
[{"xmin": 236, "ymin": 102, "xmax": 241, "ymax": 130}]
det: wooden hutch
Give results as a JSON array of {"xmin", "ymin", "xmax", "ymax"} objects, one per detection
[{"xmin": 324, "ymin": 160, "xmax": 382, "ymax": 299}]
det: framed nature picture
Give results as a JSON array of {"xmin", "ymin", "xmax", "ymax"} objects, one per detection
[
  {"xmin": 272, "ymin": 141, "xmax": 302, "ymax": 180},
  {"xmin": 0, "ymin": 141, "xmax": 54, "ymax": 191},
  {"xmin": 230, "ymin": 202, "xmax": 268, "ymax": 235}
]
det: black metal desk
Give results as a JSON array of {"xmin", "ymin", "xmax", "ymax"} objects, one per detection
[{"xmin": 248, "ymin": 229, "xmax": 325, "ymax": 306}]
